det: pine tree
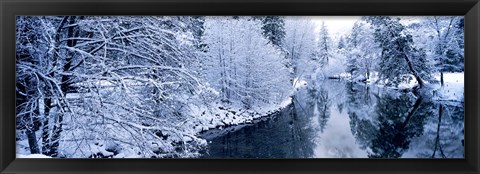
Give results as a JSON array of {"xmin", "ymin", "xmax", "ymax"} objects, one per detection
[
  {"xmin": 261, "ymin": 16, "xmax": 286, "ymax": 48},
  {"xmin": 188, "ymin": 16, "xmax": 207, "ymax": 52},
  {"xmin": 345, "ymin": 22, "xmax": 363, "ymax": 79},
  {"xmin": 317, "ymin": 22, "xmax": 331, "ymax": 67},
  {"xmin": 365, "ymin": 16, "xmax": 432, "ymax": 88},
  {"xmin": 337, "ymin": 36, "xmax": 346, "ymax": 49}
]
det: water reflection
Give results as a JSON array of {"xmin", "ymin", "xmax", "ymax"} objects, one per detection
[
  {"xmin": 201, "ymin": 80, "xmax": 464, "ymax": 158},
  {"xmin": 364, "ymin": 92, "xmax": 431, "ymax": 158},
  {"xmin": 201, "ymin": 104, "xmax": 316, "ymax": 158}
]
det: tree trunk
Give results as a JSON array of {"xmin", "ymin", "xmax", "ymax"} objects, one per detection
[
  {"xmin": 26, "ymin": 124, "xmax": 40, "ymax": 154},
  {"xmin": 17, "ymin": 79, "xmax": 40, "ymax": 154},
  {"xmin": 49, "ymin": 16, "xmax": 81, "ymax": 157},
  {"xmin": 41, "ymin": 16, "xmax": 69, "ymax": 156},
  {"xmin": 41, "ymin": 97, "xmax": 51, "ymax": 155},
  {"xmin": 440, "ymin": 72, "xmax": 444, "ymax": 86},
  {"xmin": 26, "ymin": 90, "xmax": 41, "ymax": 154},
  {"xmin": 403, "ymin": 52, "xmax": 425, "ymax": 88},
  {"xmin": 17, "ymin": 44, "xmax": 42, "ymax": 154},
  {"xmin": 382, "ymin": 19, "xmax": 425, "ymax": 89}
]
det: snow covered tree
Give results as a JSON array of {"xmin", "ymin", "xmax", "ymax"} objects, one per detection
[
  {"xmin": 16, "ymin": 16, "xmax": 211, "ymax": 158},
  {"xmin": 337, "ymin": 36, "xmax": 346, "ymax": 50},
  {"xmin": 345, "ymin": 21, "xmax": 380, "ymax": 82},
  {"xmin": 261, "ymin": 16, "xmax": 286, "ymax": 48},
  {"xmin": 421, "ymin": 16, "xmax": 464, "ymax": 86},
  {"xmin": 317, "ymin": 22, "xmax": 332, "ymax": 67},
  {"xmin": 15, "ymin": 15, "xmax": 466, "ymax": 159},
  {"xmin": 186, "ymin": 16, "xmax": 207, "ymax": 51},
  {"xmin": 16, "ymin": 16, "xmax": 48, "ymax": 155},
  {"xmin": 313, "ymin": 21, "xmax": 348, "ymax": 79},
  {"xmin": 65, "ymin": 16, "xmax": 207, "ymax": 158},
  {"xmin": 364, "ymin": 16, "xmax": 433, "ymax": 88},
  {"xmin": 202, "ymin": 17, "xmax": 235, "ymax": 103},
  {"xmin": 203, "ymin": 17, "xmax": 291, "ymax": 109},
  {"xmin": 284, "ymin": 17, "xmax": 318, "ymax": 81},
  {"xmin": 16, "ymin": 16, "xmax": 88, "ymax": 156}
]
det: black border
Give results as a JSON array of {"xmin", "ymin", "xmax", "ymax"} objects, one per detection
[{"xmin": 1, "ymin": 0, "xmax": 479, "ymax": 174}]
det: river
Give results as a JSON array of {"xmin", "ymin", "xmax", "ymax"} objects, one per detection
[{"xmin": 200, "ymin": 80, "xmax": 464, "ymax": 158}]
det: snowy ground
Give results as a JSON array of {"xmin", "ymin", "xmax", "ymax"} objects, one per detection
[
  {"xmin": 17, "ymin": 154, "xmax": 52, "ymax": 158},
  {"xmin": 431, "ymin": 73, "xmax": 464, "ymax": 102},
  {"xmin": 347, "ymin": 72, "xmax": 464, "ymax": 102},
  {"xmin": 293, "ymin": 77, "xmax": 308, "ymax": 90},
  {"xmin": 188, "ymin": 97, "xmax": 293, "ymax": 134}
]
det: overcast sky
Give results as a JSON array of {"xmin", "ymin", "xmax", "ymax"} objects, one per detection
[
  {"xmin": 312, "ymin": 16, "xmax": 360, "ymax": 41},
  {"xmin": 310, "ymin": 16, "xmax": 426, "ymax": 42}
]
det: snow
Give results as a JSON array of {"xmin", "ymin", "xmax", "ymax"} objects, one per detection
[
  {"xmin": 293, "ymin": 78, "xmax": 308, "ymax": 89},
  {"xmin": 280, "ymin": 97, "xmax": 293, "ymax": 108},
  {"xmin": 397, "ymin": 75, "xmax": 419, "ymax": 89},
  {"xmin": 188, "ymin": 96, "xmax": 293, "ymax": 134},
  {"xmin": 15, "ymin": 16, "xmax": 464, "ymax": 159},
  {"xmin": 17, "ymin": 154, "xmax": 52, "ymax": 158},
  {"xmin": 432, "ymin": 73, "xmax": 464, "ymax": 102},
  {"xmin": 345, "ymin": 71, "xmax": 464, "ymax": 102}
]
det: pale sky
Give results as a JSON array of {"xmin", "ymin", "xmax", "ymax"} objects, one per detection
[
  {"xmin": 310, "ymin": 16, "xmax": 424, "ymax": 41},
  {"xmin": 312, "ymin": 16, "xmax": 361, "ymax": 40}
]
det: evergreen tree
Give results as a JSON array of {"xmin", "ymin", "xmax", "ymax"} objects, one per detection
[
  {"xmin": 261, "ymin": 16, "xmax": 286, "ymax": 48},
  {"xmin": 317, "ymin": 22, "xmax": 332, "ymax": 67},
  {"xmin": 337, "ymin": 36, "xmax": 346, "ymax": 49},
  {"xmin": 364, "ymin": 16, "xmax": 433, "ymax": 88},
  {"xmin": 188, "ymin": 16, "xmax": 207, "ymax": 52},
  {"xmin": 345, "ymin": 22, "xmax": 362, "ymax": 78},
  {"xmin": 260, "ymin": 16, "xmax": 293, "ymax": 83}
]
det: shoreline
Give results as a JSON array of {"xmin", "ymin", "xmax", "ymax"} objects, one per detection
[{"xmin": 196, "ymin": 101, "xmax": 293, "ymax": 140}]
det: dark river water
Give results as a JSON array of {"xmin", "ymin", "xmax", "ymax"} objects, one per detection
[{"xmin": 200, "ymin": 80, "xmax": 464, "ymax": 158}]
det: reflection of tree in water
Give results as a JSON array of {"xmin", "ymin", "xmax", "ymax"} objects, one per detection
[
  {"xmin": 346, "ymin": 82, "xmax": 374, "ymax": 106},
  {"xmin": 204, "ymin": 81, "xmax": 464, "ymax": 158},
  {"xmin": 346, "ymin": 82, "xmax": 442, "ymax": 158},
  {"xmin": 346, "ymin": 82, "xmax": 377, "ymax": 150},
  {"xmin": 205, "ymin": 96, "xmax": 318, "ymax": 158},
  {"xmin": 416, "ymin": 102, "xmax": 464, "ymax": 158},
  {"xmin": 288, "ymin": 102, "xmax": 319, "ymax": 158},
  {"xmin": 306, "ymin": 87, "xmax": 331, "ymax": 132},
  {"xmin": 349, "ymin": 113, "xmax": 376, "ymax": 150},
  {"xmin": 369, "ymin": 94, "xmax": 433, "ymax": 158}
]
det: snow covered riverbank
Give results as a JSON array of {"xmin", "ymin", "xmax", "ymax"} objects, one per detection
[
  {"xmin": 432, "ymin": 73, "xmax": 464, "ymax": 102},
  {"xmin": 190, "ymin": 97, "xmax": 293, "ymax": 133},
  {"xmin": 345, "ymin": 72, "xmax": 464, "ymax": 102},
  {"xmin": 16, "ymin": 87, "xmax": 295, "ymax": 159}
]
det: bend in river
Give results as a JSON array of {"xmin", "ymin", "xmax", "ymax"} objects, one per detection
[{"xmin": 200, "ymin": 80, "xmax": 464, "ymax": 158}]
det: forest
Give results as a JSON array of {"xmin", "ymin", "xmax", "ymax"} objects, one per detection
[{"xmin": 16, "ymin": 16, "xmax": 464, "ymax": 158}]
